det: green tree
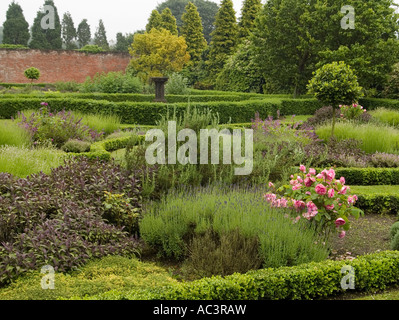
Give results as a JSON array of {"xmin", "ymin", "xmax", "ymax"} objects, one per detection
[
  {"xmin": 62, "ymin": 12, "xmax": 77, "ymax": 49},
  {"xmin": 24, "ymin": 67, "xmax": 41, "ymax": 84},
  {"xmin": 146, "ymin": 10, "xmax": 163, "ymax": 32},
  {"xmin": 251, "ymin": 0, "xmax": 399, "ymax": 96},
  {"xmin": 94, "ymin": 19, "xmax": 109, "ymax": 50},
  {"xmin": 216, "ymin": 40, "xmax": 264, "ymax": 93},
  {"xmin": 307, "ymin": 61, "xmax": 363, "ymax": 136},
  {"xmin": 238, "ymin": 0, "xmax": 262, "ymax": 41},
  {"xmin": 129, "ymin": 28, "xmax": 190, "ymax": 83},
  {"xmin": 181, "ymin": 2, "xmax": 207, "ymax": 67},
  {"xmin": 77, "ymin": 19, "xmax": 91, "ymax": 48},
  {"xmin": 206, "ymin": 0, "xmax": 238, "ymax": 82},
  {"xmin": 161, "ymin": 8, "xmax": 178, "ymax": 35},
  {"xmin": 156, "ymin": 0, "xmax": 219, "ymax": 43},
  {"xmin": 29, "ymin": 0, "xmax": 62, "ymax": 49},
  {"xmin": 0, "ymin": 27, "xmax": 3, "ymax": 44},
  {"xmin": 114, "ymin": 32, "xmax": 134, "ymax": 52},
  {"xmin": 2, "ymin": 1, "xmax": 30, "ymax": 46}
]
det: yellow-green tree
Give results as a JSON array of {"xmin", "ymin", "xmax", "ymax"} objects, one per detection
[
  {"xmin": 129, "ymin": 28, "xmax": 190, "ymax": 83},
  {"xmin": 161, "ymin": 8, "xmax": 178, "ymax": 35},
  {"xmin": 146, "ymin": 10, "xmax": 162, "ymax": 32},
  {"xmin": 181, "ymin": 2, "xmax": 207, "ymax": 67}
]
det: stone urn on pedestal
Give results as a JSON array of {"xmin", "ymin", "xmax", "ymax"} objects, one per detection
[{"xmin": 151, "ymin": 77, "xmax": 169, "ymax": 103}]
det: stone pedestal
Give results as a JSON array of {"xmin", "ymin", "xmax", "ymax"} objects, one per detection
[{"xmin": 151, "ymin": 77, "xmax": 169, "ymax": 103}]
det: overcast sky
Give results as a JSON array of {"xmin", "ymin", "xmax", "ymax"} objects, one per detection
[{"xmin": 0, "ymin": 0, "xmax": 249, "ymax": 42}]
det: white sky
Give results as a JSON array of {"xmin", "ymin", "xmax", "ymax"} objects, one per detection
[{"xmin": 0, "ymin": 0, "xmax": 248, "ymax": 42}]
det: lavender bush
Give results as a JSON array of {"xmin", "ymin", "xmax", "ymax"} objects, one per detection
[{"xmin": 16, "ymin": 104, "xmax": 104, "ymax": 148}]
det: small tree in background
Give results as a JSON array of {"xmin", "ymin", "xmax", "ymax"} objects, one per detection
[
  {"xmin": 2, "ymin": 1, "xmax": 30, "ymax": 46},
  {"xmin": 77, "ymin": 19, "xmax": 91, "ymax": 48},
  {"xmin": 307, "ymin": 61, "xmax": 363, "ymax": 136},
  {"xmin": 24, "ymin": 67, "xmax": 40, "ymax": 84},
  {"xmin": 94, "ymin": 19, "xmax": 109, "ymax": 50}
]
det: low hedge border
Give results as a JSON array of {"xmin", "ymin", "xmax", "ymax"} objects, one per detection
[
  {"xmin": 351, "ymin": 190, "xmax": 399, "ymax": 215},
  {"xmin": 67, "ymin": 135, "xmax": 144, "ymax": 161},
  {"xmin": 332, "ymin": 167, "xmax": 399, "ymax": 186},
  {"xmin": 0, "ymin": 98, "xmax": 280, "ymax": 124},
  {"xmin": 78, "ymin": 250, "xmax": 399, "ymax": 300}
]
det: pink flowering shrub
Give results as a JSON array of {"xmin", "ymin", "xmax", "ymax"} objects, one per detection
[
  {"xmin": 339, "ymin": 103, "xmax": 367, "ymax": 120},
  {"xmin": 264, "ymin": 166, "xmax": 363, "ymax": 238}
]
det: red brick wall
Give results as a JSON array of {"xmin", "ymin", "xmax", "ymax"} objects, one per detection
[{"xmin": 0, "ymin": 49, "xmax": 131, "ymax": 83}]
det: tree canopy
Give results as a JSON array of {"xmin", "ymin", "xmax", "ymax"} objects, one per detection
[{"xmin": 2, "ymin": 1, "xmax": 30, "ymax": 46}]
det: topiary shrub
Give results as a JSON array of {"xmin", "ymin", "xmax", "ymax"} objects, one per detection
[
  {"xmin": 61, "ymin": 139, "xmax": 91, "ymax": 153},
  {"xmin": 307, "ymin": 61, "xmax": 363, "ymax": 136},
  {"xmin": 24, "ymin": 67, "xmax": 40, "ymax": 84}
]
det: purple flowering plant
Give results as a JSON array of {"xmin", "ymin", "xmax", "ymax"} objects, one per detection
[{"xmin": 16, "ymin": 102, "xmax": 104, "ymax": 148}]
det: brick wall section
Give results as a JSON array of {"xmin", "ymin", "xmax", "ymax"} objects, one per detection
[{"xmin": 0, "ymin": 49, "xmax": 131, "ymax": 83}]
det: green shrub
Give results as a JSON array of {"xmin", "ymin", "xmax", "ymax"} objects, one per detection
[
  {"xmin": 61, "ymin": 139, "xmax": 91, "ymax": 153},
  {"xmin": 78, "ymin": 250, "xmax": 399, "ymax": 300},
  {"xmin": 24, "ymin": 67, "xmax": 41, "ymax": 83},
  {"xmin": 391, "ymin": 232, "xmax": 399, "ymax": 250},
  {"xmin": 54, "ymin": 81, "xmax": 81, "ymax": 92},
  {"xmin": 165, "ymin": 73, "xmax": 189, "ymax": 95},
  {"xmin": 370, "ymin": 108, "xmax": 399, "ymax": 127},
  {"xmin": 81, "ymin": 72, "xmax": 142, "ymax": 94},
  {"xmin": 322, "ymin": 168, "xmax": 399, "ymax": 186},
  {"xmin": 390, "ymin": 221, "xmax": 399, "ymax": 240}
]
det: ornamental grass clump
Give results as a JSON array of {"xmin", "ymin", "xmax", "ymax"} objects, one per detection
[{"xmin": 265, "ymin": 166, "xmax": 364, "ymax": 240}]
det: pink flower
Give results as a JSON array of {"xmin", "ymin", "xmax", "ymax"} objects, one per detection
[
  {"xmin": 268, "ymin": 182, "xmax": 275, "ymax": 188},
  {"xmin": 347, "ymin": 195, "xmax": 358, "ymax": 205},
  {"xmin": 316, "ymin": 173, "xmax": 324, "ymax": 180},
  {"xmin": 309, "ymin": 168, "xmax": 316, "ymax": 175},
  {"xmin": 325, "ymin": 204, "xmax": 334, "ymax": 211},
  {"xmin": 299, "ymin": 165, "xmax": 306, "ymax": 173},
  {"xmin": 338, "ymin": 186, "xmax": 349, "ymax": 195},
  {"xmin": 323, "ymin": 169, "xmax": 336, "ymax": 181},
  {"xmin": 328, "ymin": 188, "xmax": 335, "ymax": 198},
  {"xmin": 292, "ymin": 184, "xmax": 302, "ymax": 191},
  {"xmin": 305, "ymin": 191, "xmax": 311, "ymax": 196},
  {"xmin": 315, "ymin": 184, "xmax": 327, "ymax": 195},
  {"xmin": 335, "ymin": 218, "xmax": 346, "ymax": 227},
  {"xmin": 293, "ymin": 200, "xmax": 306, "ymax": 211},
  {"xmin": 290, "ymin": 179, "xmax": 298, "ymax": 186},
  {"xmin": 304, "ymin": 177, "xmax": 315, "ymax": 187},
  {"xmin": 297, "ymin": 176, "xmax": 303, "ymax": 183},
  {"xmin": 339, "ymin": 177, "xmax": 345, "ymax": 185},
  {"xmin": 339, "ymin": 231, "xmax": 346, "ymax": 239}
]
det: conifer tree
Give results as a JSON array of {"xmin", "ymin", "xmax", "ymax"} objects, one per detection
[
  {"xmin": 30, "ymin": 0, "xmax": 62, "ymax": 49},
  {"xmin": 62, "ymin": 12, "xmax": 77, "ymax": 49},
  {"xmin": 206, "ymin": 0, "xmax": 238, "ymax": 82},
  {"xmin": 146, "ymin": 10, "xmax": 162, "ymax": 32},
  {"xmin": 181, "ymin": 2, "xmax": 207, "ymax": 66},
  {"xmin": 93, "ymin": 19, "xmax": 109, "ymax": 50},
  {"xmin": 160, "ymin": 8, "xmax": 178, "ymax": 35},
  {"xmin": 77, "ymin": 19, "xmax": 91, "ymax": 48},
  {"xmin": 2, "ymin": 1, "xmax": 30, "ymax": 46},
  {"xmin": 238, "ymin": 0, "xmax": 262, "ymax": 40}
]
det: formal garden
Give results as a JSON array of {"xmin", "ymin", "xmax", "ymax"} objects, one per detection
[{"xmin": 2, "ymin": 0, "xmax": 399, "ymax": 303}]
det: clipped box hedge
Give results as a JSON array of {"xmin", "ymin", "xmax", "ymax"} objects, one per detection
[
  {"xmin": 333, "ymin": 167, "xmax": 399, "ymax": 186},
  {"xmin": 0, "ymin": 98, "xmax": 280, "ymax": 124},
  {"xmin": 67, "ymin": 135, "xmax": 144, "ymax": 161},
  {"xmin": 82, "ymin": 250, "xmax": 399, "ymax": 300}
]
